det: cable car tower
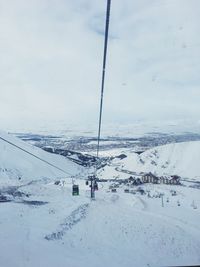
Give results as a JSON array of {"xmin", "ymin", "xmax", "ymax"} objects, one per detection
[{"xmin": 89, "ymin": 0, "xmax": 111, "ymax": 199}]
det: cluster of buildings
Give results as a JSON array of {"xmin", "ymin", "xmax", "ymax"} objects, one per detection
[{"xmin": 128, "ymin": 172, "xmax": 181, "ymax": 185}]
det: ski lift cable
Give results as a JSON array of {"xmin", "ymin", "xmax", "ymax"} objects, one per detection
[
  {"xmin": 96, "ymin": 0, "xmax": 111, "ymax": 161},
  {"xmin": 89, "ymin": 0, "xmax": 111, "ymax": 198},
  {"xmin": 0, "ymin": 135, "xmax": 73, "ymax": 177}
]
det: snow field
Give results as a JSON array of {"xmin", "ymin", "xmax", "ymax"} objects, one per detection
[{"xmin": 0, "ymin": 180, "xmax": 200, "ymax": 267}]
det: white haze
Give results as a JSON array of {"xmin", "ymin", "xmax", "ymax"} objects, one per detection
[{"xmin": 0, "ymin": 0, "xmax": 200, "ymax": 132}]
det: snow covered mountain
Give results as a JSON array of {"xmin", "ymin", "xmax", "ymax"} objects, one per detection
[
  {"xmin": 0, "ymin": 130, "xmax": 84, "ymax": 185},
  {"xmin": 98, "ymin": 141, "xmax": 200, "ymax": 181},
  {"xmin": 1, "ymin": 131, "xmax": 200, "ymax": 267},
  {"xmin": 135, "ymin": 141, "xmax": 200, "ymax": 179}
]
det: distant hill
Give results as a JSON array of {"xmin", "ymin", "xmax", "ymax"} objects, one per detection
[
  {"xmin": 98, "ymin": 141, "xmax": 200, "ymax": 181},
  {"xmin": 0, "ymin": 130, "xmax": 84, "ymax": 185}
]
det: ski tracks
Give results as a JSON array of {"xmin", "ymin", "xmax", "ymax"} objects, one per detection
[{"xmin": 45, "ymin": 203, "xmax": 89, "ymax": 241}]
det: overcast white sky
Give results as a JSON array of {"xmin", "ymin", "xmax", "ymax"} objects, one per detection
[{"xmin": 0, "ymin": 0, "xmax": 200, "ymax": 131}]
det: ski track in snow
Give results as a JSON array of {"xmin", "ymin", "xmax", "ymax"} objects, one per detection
[
  {"xmin": 136, "ymin": 196, "xmax": 148, "ymax": 210},
  {"xmin": 132, "ymin": 196, "xmax": 200, "ymax": 241},
  {"xmin": 44, "ymin": 203, "xmax": 89, "ymax": 241}
]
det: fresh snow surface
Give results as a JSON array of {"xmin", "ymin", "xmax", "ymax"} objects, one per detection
[
  {"xmin": 0, "ymin": 130, "xmax": 84, "ymax": 185},
  {"xmin": 0, "ymin": 180, "xmax": 200, "ymax": 267},
  {"xmin": 101, "ymin": 141, "xmax": 200, "ymax": 181},
  {"xmin": 1, "ymin": 130, "xmax": 200, "ymax": 267}
]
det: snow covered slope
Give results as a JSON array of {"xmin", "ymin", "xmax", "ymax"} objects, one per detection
[
  {"xmin": 137, "ymin": 141, "xmax": 200, "ymax": 179},
  {"xmin": 0, "ymin": 180, "xmax": 200, "ymax": 267},
  {"xmin": 0, "ymin": 130, "xmax": 84, "ymax": 184},
  {"xmin": 1, "ymin": 133, "xmax": 200, "ymax": 267},
  {"xmin": 99, "ymin": 141, "xmax": 200, "ymax": 180}
]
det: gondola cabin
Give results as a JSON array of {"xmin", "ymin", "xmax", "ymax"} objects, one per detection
[{"xmin": 72, "ymin": 184, "xmax": 79, "ymax": 196}]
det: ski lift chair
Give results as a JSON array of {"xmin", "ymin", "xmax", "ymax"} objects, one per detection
[
  {"xmin": 111, "ymin": 188, "xmax": 117, "ymax": 193},
  {"xmin": 94, "ymin": 181, "xmax": 98, "ymax": 191}
]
